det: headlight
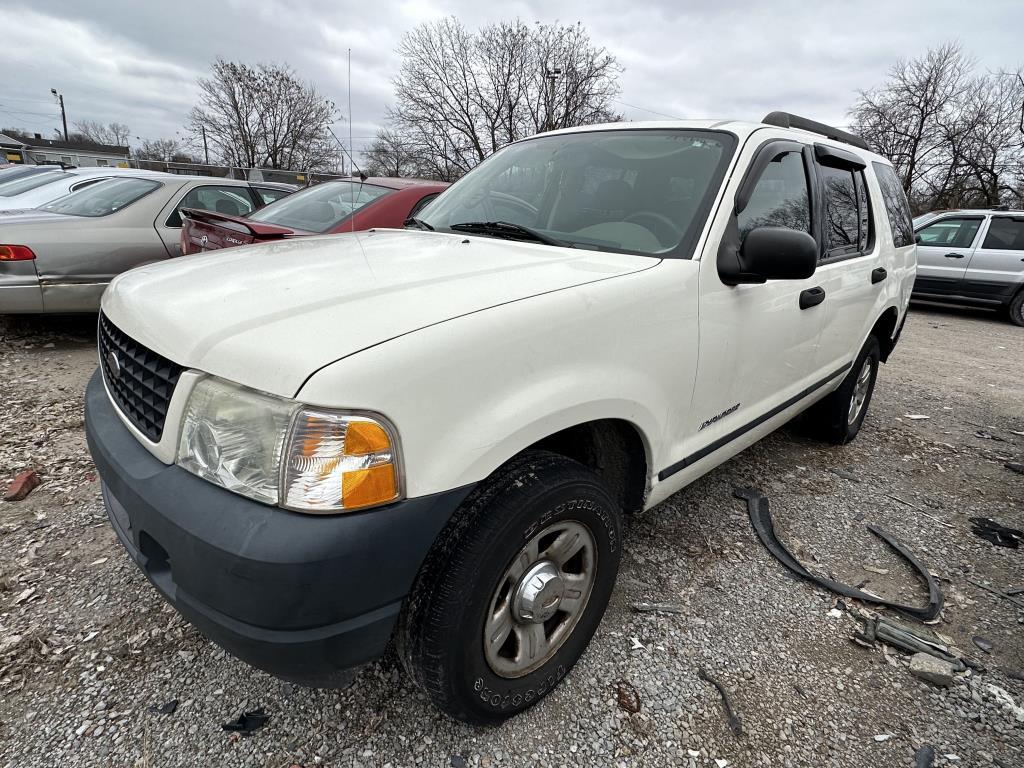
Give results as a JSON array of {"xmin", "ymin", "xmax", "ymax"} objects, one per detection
[{"xmin": 176, "ymin": 376, "xmax": 402, "ymax": 513}]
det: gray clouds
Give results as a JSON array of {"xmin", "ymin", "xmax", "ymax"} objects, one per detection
[{"xmin": 2, "ymin": 0, "xmax": 1021, "ymax": 160}]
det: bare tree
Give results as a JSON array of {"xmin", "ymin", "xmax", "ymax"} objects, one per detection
[
  {"xmin": 383, "ymin": 18, "xmax": 622, "ymax": 180},
  {"xmin": 188, "ymin": 59, "xmax": 341, "ymax": 172},
  {"xmin": 851, "ymin": 44, "xmax": 1024, "ymax": 211},
  {"xmin": 134, "ymin": 138, "xmax": 182, "ymax": 162},
  {"xmin": 363, "ymin": 128, "xmax": 423, "ymax": 177},
  {"xmin": 73, "ymin": 120, "xmax": 131, "ymax": 146}
]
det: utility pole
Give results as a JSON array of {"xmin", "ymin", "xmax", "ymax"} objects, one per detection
[
  {"xmin": 200, "ymin": 125, "xmax": 209, "ymax": 164},
  {"xmin": 544, "ymin": 67, "xmax": 562, "ymax": 132},
  {"xmin": 50, "ymin": 88, "xmax": 68, "ymax": 141}
]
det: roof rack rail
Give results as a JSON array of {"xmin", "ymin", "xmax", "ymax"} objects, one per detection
[{"xmin": 761, "ymin": 111, "xmax": 870, "ymax": 152}]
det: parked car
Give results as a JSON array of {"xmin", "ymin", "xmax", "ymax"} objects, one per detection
[
  {"xmin": 912, "ymin": 209, "xmax": 1024, "ymax": 325},
  {"xmin": 0, "ymin": 164, "xmax": 64, "ymax": 185},
  {"xmin": 85, "ymin": 112, "xmax": 915, "ymax": 723},
  {"xmin": 179, "ymin": 177, "xmax": 448, "ymax": 254},
  {"xmin": 0, "ymin": 175, "xmax": 295, "ymax": 313},
  {"xmin": 0, "ymin": 167, "xmax": 178, "ymax": 213}
]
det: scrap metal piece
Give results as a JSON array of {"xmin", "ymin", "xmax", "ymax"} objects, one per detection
[
  {"xmin": 698, "ymin": 668, "xmax": 743, "ymax": 738},
  {"xmin": 734, "ymin": 487, "xmax": 943, "ymax": 621},
  {"xmin": 857, "ymin": 616, "xmax": 965, "ymax": 672}
]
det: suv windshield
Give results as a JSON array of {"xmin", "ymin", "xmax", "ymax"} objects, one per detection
[
  {"xmin": 248, "ymin": 180, "xmax": 391, "ymax": 233},
  {"xmin": 41, "ymin": 177, "xmax": 160, "ymax": 217},
  {"xmin": 0, "ymin": 170, "xmax": 66, "ymax": 197},
  {"xmin": 419, "ymin": 129, "xmax": 735, "ymax": 255}
]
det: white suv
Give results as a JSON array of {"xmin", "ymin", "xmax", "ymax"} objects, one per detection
[{"xmin": 85, "ymin": 112, "xmax": 916, "ymax": 723}]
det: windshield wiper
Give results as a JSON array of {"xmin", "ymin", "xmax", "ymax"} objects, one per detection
[
  {"xmin": 450, "ymin": 221, "xmax": 572, "ymax": 248},
  {"xmin": 403, "ymin": 216, "xmax": 435, "ymax": 231}
]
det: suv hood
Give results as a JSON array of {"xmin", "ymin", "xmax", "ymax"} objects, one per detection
[{"xmin": 102, "ymin": 229, "xmax": 656, "ymax": 397}]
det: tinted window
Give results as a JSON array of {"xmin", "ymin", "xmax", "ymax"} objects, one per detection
[
  {"xmin": 981, "ymin": 217, "xmax": 1024, "ymax": 251},
  {"xmin": 248, "ymin": 181, "xmax": 391, "ymax": 233},
  {"xmin": 420, "ymin": 130, "xmax": 735, "ymax": 256},
  {"xmin": 254, "ymin": 186, "xmax": 291, "ymax": 206},
  {"xmin": 167, "ymin": 185, "xmax": 257, "ymax": 227},
  {"xmin": 872, "ymin": 162, "xmax": 915, "ymax": 248},
  {"xmin": 40, "ymin": 178, "xmax": 160, "ymax": 217},
  {"xmin": 737, "ymin": 150, "xmax": 810, "ymax": 242},
  {"xmin": 821, "ymin": 166, "xmax": 859, "ymax": 254},
  {"xmin": 917, "ymin": 218, "xmax": 981, "ymax": 248}
]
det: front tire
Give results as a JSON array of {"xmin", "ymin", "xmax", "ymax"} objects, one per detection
[
  {"xmin": 397, "ymin": 451, "xmax": 622, "ymax": 724},
  {"xmin": 806, "ymin": 336, "xmax": 881, "ymax": 445}
]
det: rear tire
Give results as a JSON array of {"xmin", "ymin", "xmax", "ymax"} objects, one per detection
[
  {"xmin": 805, "ymin": 336, "xmax": 880, "ymax": 445},
  {"xmin": 1007, "ymin": 289, "xmax": 1024, "ymax": 327},
  {"xmin": 397, "ymin": 450, "xmax": 622, "ymax": 724}
]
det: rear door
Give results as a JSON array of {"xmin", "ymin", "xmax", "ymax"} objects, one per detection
[
  {"xmin": 155, "ymin": 183, "xmax": 260, "ymax": 257},
  {"xmin": 961, "ymin": 215, "xmax": 1024, "ymax": 305},
  {"xmin": 808, "ymin": 145, "xmax": 884, "ymax": 377},
  {"xmin": 913, "ymin": 216, "xmax": 983, "ymax": 296}
]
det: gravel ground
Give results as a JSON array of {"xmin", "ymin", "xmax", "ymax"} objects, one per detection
[{"xmin": 0, "ymin": 305, "xmax": 1022, "ymax": 768}]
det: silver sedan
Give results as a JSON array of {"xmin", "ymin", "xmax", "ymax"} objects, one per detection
[{"xmin": 0, "ymin": 174, "xmax": 294, "ymax": 313}]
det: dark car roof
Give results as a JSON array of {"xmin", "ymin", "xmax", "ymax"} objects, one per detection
[{"xmin": 341, "ymin": 177, "xmax": 449, "ymax": 190}]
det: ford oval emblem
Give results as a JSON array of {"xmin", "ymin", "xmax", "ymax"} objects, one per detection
[{"xmin": 106, "ymin": 350, "xmax": 121, "ymax": 379}]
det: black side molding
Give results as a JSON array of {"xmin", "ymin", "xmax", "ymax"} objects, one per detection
[{"xmin": 657, "ymin": 363, "xmax": 852, "ymax": 481}]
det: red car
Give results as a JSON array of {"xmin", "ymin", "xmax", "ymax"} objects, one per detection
[{"xmin": 180, "ymin": 177, "xmax": 449, "ymax": 255}]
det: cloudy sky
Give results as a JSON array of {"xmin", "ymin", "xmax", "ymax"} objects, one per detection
[{"xmin": 2, "ymin": 0, "xmax": 1021, "ymax": 162}]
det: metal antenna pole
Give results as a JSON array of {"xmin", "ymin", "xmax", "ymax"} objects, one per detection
[{"xmin": 349, "ymin": 48, "xmax": 355, "ymax": 233}]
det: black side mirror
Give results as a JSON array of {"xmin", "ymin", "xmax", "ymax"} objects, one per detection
[
  {"xmin": 915, "ymin": 233, "xmax": 923, "ymax": 245},
  {"xmin": 738, "ymin": 226, "xmax": 818, "ymax": 281}
]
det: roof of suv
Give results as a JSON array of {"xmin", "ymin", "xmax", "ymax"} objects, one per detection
[{"xmin": 534, "ymin": 118, "xmax": 892, "ymax": 165}]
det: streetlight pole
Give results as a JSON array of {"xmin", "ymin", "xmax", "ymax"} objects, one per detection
[
  {"xmin": 545, "ymin": 67, "xmax": 562, "ymax": 132},
  {"xmin": 50, "ymin": 88, "xmax": 68, "ymax": 141}
]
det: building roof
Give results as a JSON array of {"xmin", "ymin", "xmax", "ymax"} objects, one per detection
[{"xmin": 0, "ymin": 130, "xmax": 129, "ymax": 155}]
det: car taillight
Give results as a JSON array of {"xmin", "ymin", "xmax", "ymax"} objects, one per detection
[
  {"xmin": 179, "ymin": 227, "xmax": 188, "ymax": 255},
  {"xmin": 0, "ymin": 244, "xmax": 35, "ymax": 261}
]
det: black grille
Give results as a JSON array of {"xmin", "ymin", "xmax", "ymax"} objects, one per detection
[{"xmin": 98, "ymin": 313, "xmax": 183, "ymax": 442}]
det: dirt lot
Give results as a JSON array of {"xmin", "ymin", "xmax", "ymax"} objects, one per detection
[{"xmin": 0, "ymin": 305, "xmax": 1021, "ymax": 768}]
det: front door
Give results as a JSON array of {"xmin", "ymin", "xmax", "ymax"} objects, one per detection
[
  {"xmin": 669, "ymin": 139, "xmax": 824, "ymax": 477},
  {"xmin": 914, "ymin": 216, "xmax": 983, "ymax": 296},
  {"xmin": 962, "ymin": 215, "xmax": 1024, "ymax": 305}
]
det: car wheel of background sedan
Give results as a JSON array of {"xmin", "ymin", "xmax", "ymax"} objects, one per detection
[
  {"xmin": 804, "ymin": 335, "xmax": 881, "ymax": 445},
  {"xmin": 396, "ymin": 450, "xmax": 621, "ymax": 724},
  {"xmin": 1006, "ymin": 288, "xmax": 1024, "ymax": 327}
]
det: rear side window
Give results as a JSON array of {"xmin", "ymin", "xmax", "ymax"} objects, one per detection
[
  {"xmin": 820, "ymin": 166, "xmax": 872, "ymax": 258},
  {"xmin": 167, "ymin": 185, "xmax": 257, "ymax": 227},
  {"xmin": 981, "ymin": 217, "xmax": 1024, "ymax": 251},
  {"xmin": 736, "ymin": 150, "xmax": 810, "ymax": 242},
  {"xmin": 408, "ymin": 192, "xmax": 440, "ymax": 219},
  {"xmin": 872, "ymin": 162, "xmax": 914, "ymax": 247},
  {"xmin": 917, "ymin": 218, "xmax": 982, "ymax": 248},
  {"xmin": 254, "ymin": 186, "xmax": 291, "ymax": 206}
]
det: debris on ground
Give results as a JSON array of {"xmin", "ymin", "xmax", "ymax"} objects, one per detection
[
  {"xmin": 903, "ymin": 414, "xmax": 930, "ymax": 420},
  {"xmin": 966, "ymin": 579, "xmax": 1024, "ymax": 610},
  {"xmin": 614, "ymin": 680, "xmax": 641, "ymax": 714},
  {"xmin": 1004, "ymin": 462, "xmax": 1024, "ymax": 475},
  {"xmin": 148, "ymin": 699, "xmax": 179, "ymax": 715},
  {"xmin": 873, "ymin": 734, "xmax": 892, "ymax": 742},
  {"xmin": 909, "ymin": 653, "xmax": 958, "ymax": 686},
  {"xmin": 3, "ymin": 470, "xmax": 40, "ymax": 502},
  {"xmin": 854, "ymin": 616, "xmax": 965, "ymax": 669},
  {"xmin": 222, "ymin": 708, "xmax": 270, "ymax": 734},
  {"xmin": 631, "ymin": 601, "xmax": 685, "ymax": 614},
  {"xmin": 969, "ymin": 517, "xmax": 1023, "ymax": 548},
  {"xmin": 972, "ymin": 636, "xmax": 994, "ymax": 654},
  {"xmin": 914, "ymin": 744, "xmax": 936, "ymax": 767},
  {"xmin": 985, "ymin": 684, "xmax": 1024, "ymax": 723},
  {"xmin": 829, "ymin": 468, "xmax": 861, "ymax": 482},
  {"xmin": 697, "ymin": 668, "xmax": 742, "ymax": 738},
  {"xmin": 735, "ymin": 487, "xmax": 944, "ymax": 620}
]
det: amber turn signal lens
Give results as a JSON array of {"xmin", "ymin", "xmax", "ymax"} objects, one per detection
[{"xmin": 342, "ymin": 465, "xmax": 399, "ymax": 510}]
